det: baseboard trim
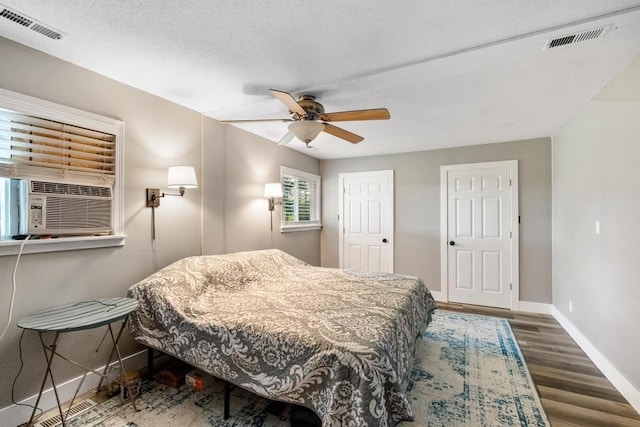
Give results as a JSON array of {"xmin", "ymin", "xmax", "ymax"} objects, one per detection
[
  {"xmin": 0, "ymin": 349, "xmax": 147, "ymax": 427},
  {"xmin": 552, "ymin": 306, "xmax": 640, "ymax": 414},
  {"xmin": 518, "ymin": 301, "xmax": 553, "ymax": 314},
  {"xmin": 429, "ymin": 290, "xmax": 445, "ymax": 302},
  {"xmin": 431, "ymin": 294, "xmax": 552, "ymax": 315}
]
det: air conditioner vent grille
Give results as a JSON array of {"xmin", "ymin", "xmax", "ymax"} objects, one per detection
[
  {"xmin": 31, "ymin": 181, "xmax": 112, "ymax": 198},
  {"xmin": 545, "ymin": 25, "xmax": 612, "ymax": 49},
  {"xmin": 44, "ymin": 197, "xmax": 111, "ymax": 229},
  {"xmin": 0, "ymin": 3, "xmax": 65, "ymax": 40}
]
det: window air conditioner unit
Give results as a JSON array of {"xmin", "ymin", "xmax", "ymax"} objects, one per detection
[{"xmin": 28, "ymin": 180, "xmax": 113, "ymax": 236}]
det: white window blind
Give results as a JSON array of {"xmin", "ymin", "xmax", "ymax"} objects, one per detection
[
  {"xmin": 0, "ymin": 109, "xmax": 115, "ymax": 177},
  {"xmin": 281, "ymin": 166, "xmax": 321, "ymax": 231}
]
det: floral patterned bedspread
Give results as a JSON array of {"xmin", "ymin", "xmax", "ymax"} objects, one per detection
[{"xmin": 127, "ymin": 249, "xmax": 437, "ymax": 426}]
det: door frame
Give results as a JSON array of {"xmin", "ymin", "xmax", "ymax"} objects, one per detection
[
  {"xmin": 440, "ymin": 160, "xmax": 520, "ymax": 310},
  {"xmin": 338, "ymin": 170, "xmax": 394, "ymax": 272}
]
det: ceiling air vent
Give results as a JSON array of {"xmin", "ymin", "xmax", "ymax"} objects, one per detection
[
  {"xmin": 0, "ymin": 4, "xmax": 65, "ymax": 40},
  {"xmin": 544, "ymin": 25, "xmax": 612, "ymax": 50},
  {"xmin": 0, "ymin": 7, "xmax": 32, "ymax": 27}
]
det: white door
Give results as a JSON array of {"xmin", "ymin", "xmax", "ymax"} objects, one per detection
[
  {"xmin": 339, "ymin": 170, "xmax": 394, "ymax": 273},
  {"xmin": 441, "ymin": 161, "xmax": 518, "ymax": 309}
]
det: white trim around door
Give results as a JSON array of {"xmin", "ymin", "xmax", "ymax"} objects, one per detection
[
  {"xmin": 339, "ymin": 170, "xmax": 394, "ymax": 273},
  {"xmin": 440, "ymin": 160, "xmax": 519, "ymax": 310}
]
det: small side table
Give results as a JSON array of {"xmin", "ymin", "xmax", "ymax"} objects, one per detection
[{"xmin": 18, "ymin": 297, "xmax": 140, "ymax": 427}]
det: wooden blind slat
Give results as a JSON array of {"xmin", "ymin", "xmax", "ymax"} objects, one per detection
[
  {"xmin": 0, "ymin": 109, "xmax": 115, "ymax": 175},
  {"xmin": 0, "ymin": 111, "xmax": 115, "ymax": 141},
  {"xmin": 1, "ymin": 136, "xmax": 115, "ymax": 161}
]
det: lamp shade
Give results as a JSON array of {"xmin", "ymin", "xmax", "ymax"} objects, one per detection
[
  {"xmin": 167, "ymin": 166, "xmax": 198, "ymax": 188},
  {"xmin": 264, "ymin": 183, "xmax": 283, "ymax": 198},
  {"xmin": 288, "ymin": 121, "xmax": 325, "ymax": 143}
]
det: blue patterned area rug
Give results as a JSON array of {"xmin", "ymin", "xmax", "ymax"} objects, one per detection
[{"xmin": 65, "ymin": 310, "xmax": 549, "ymax": 426}]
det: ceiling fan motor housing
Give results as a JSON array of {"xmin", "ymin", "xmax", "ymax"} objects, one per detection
[{"xmin": 293, "ymin": 95, "xmax": 325, "ymax": 119}]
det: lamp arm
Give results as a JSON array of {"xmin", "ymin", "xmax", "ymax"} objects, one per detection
[
  {"xmin": 162, "ymin": 186, "xmax": 186, "ymax": 197},
  {"xmin": 147, "ymin": 186, "xmax": 187, "ymax": 208}
]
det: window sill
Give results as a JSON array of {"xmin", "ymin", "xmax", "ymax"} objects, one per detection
[
  {"xmin": 280, "ymin": 224, "xmax": 322, "ymax": 233},
  {"xmin": 0, "ymin": 234, "xmax": 126, "ymax": 256}
]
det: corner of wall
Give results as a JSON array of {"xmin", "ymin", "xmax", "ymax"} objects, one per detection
[{"xmin": 552, "ymin": 305, "xmax": 640, "ymax": 414}]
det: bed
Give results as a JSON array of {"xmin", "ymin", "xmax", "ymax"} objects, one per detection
[{"xmin": 127, "ymin": 249, "xmax": 437, "ymax": 426}]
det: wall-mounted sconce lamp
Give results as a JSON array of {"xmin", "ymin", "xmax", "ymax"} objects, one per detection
[
  {"xmin": 264, "ymin": 182, "xmax": 283, "ymax": 231},
  {"xmin": 146, "ymin": 166, "xmax": 198, "ymax": 208}
]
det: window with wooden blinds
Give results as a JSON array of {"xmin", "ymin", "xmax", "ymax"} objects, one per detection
[
  {"xmin": 0, "ymin": 88, "xmax": 125, "ymax": 255},
  {"xmin": 0, "ymin": 109, "xmax": 115, "ymax": 176},
  {"xmin": 280, "ymin": 166, "xmax": 321, "ymax": 232}
]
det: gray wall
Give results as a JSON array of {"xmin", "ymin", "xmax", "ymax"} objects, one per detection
[
  {"xmin": 552, "ymin": 56, "xmax": 640, "ymax": 389},
  {"xmin": 202, "ymin": 116, "xmax": 225, "ymax": 255},
  {"xmin": 0, "ymin": 36, "xmax": 322, "ymax": 416},
  {"xmin": 321, "ymin": 137, "xmax": 552, "ymax": 303},
  {"xmin": 0, "ymin": 38, "xmax": 203, "ymax": 408},
  {"xmin": 214, "ymin": 125, "xmax": 321, "ymax": 265}
]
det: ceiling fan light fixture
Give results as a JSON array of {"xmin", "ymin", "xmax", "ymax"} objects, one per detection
[{"xmin": 288, "ymin": 121, "xmax": 325, "ymax": 143}]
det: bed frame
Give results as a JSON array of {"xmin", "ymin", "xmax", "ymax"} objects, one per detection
[{"xmin": 146, "ymin": 347, "xmax": 231, "ymax": 419}]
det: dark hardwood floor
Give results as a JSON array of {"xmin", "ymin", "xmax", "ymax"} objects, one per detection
[{"xmin": 438, "ymin": 302, "xmax": 640, "ymax": 427}]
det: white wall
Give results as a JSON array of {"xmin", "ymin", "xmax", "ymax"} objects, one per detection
[{"xmin": 553, "ymin": 56, "xmax": 640, "ymax": 393}]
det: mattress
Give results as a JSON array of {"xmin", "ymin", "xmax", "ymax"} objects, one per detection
[{"xmin": 127, "ymin": 249, "xmax": 437, "ymax": 426}]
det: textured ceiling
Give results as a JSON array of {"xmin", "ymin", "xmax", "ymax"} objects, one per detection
[{"xmin": 1, "ymin": 1, "xmax": 640, "ymax": 159}]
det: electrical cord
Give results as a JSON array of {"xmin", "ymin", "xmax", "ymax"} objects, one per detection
[
  {"xmin": 0, "ymin": 235, "xmax": 30, "ymax": 343},
  {"xmin": 72, "ymin": 300, "xmax": 118, "ymax": 311},
  {"xmin": 152, "ymin": 206, "xmax": 159, "ymax": 271},
  {"xmin": 0, "ymin": 235, "xmax": 43, "ymax": 423},
  {"xmin": 12, "ymin": 329, "xmax": 43, "ymax": 421}
]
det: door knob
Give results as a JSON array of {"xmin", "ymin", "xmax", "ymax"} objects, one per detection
[
  {"xmin": 382, "ymin": 238, "xmax": 388, "ymax": 243},
  {"xmin": 449, "ymin": 241, "xmax": 455, "ymax": 246}
]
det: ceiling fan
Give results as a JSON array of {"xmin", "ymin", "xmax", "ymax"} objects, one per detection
[{"xmin": 219, "ymin": 89, "xmax": 390, "ymax": 146}]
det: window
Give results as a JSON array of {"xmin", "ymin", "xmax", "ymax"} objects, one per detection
[
  {"xmin": 0, "ymin": 88, "xmax": 124, "ymax": 255},
  {"xmin": 281, "ymin": 166, "xmax": 321, "ymax": 232}
]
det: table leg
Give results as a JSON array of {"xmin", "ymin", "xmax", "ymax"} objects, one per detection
[
  {"xmin": 224, "ymin": 380, "xmax": 230, "ymax": 419},
  {"xmin": 96, "ymin": 320, "xmax": 126, "ymax": 391},
  {"xmin": 27, "ymin": 332, "xmax": 66, "ymax": 427},
  {"xmin": 64, "ymin": 328, "xmax": 109, "ymax": 422},
  {"xmin": 107, "ymin": 322, "xmax": 138, "ymax": 411},
  {"xmin": 147, "ymin": 347, "xmax": 154, "ymax": 380}
]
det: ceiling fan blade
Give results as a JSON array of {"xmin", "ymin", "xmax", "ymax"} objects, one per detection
[
  {"xmin": 320, "ymin": 108, "xmax": 390, "ymax": 122},
  {"xmin": 277, "ymin": 131, "xmax": 295, "ymax": 145},
  {"xmin": 323, "ymin": 124, "xmax": 364, "ymax": 144},
  {"xmin": 270, "ymin": 89, "xmax": 307, "ymax": 116},
  {"xmin": 219, "ymin": 118, "xmax": 292, "ymax": 124}
]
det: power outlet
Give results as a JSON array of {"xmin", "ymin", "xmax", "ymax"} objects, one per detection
[
  {"xmin": 569, "ymin": 300, "xmax": 573, "ymax": 312},
  {"xmin": 146, "ymin": 188, "xmax": 160, "ymax": 207}
]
